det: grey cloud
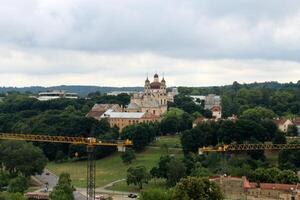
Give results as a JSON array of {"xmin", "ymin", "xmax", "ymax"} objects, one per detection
[{"xmin": 0, "ymin": 0, "xmax": 300, "ymax": 61}]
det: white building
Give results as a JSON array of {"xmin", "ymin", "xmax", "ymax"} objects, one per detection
[
  {"xmin": 37, "ymin": 90, "xmax": 78, "ymax": 101},
  {"xmin": 126, "ymin": 74, "xmax": 168, "ymax": 116},
  {"xmin": 100, "ymin": 109, "xmax": 159, "ymax": 131},
  {"xmin": 167, "ymin": 88, "xmax": 179, "ymax": 102},
  {"xmin": 211, "ymin": 105, "xmax": 222, "ymax": 120},
  {"xmin": 189, "ymin": 95, "xmax": 206, "ymax": 105},
  {"xmin": 274, "ymin": 119, "xmax": 294, "ymax": 133},
  {"xmin": 189, "ymin": 94, "xmax": 221, "ymax": 109},
  {"xmin": 204, "ymin": 94, "xmax": 221, "ymax": 110},
  {"xmin": 190, "ymin": 94, "xmax": 222, "ymax": 118},
  {"xmin": 107, "ymin": 91, "xmax": 137, "ymax": 96}
]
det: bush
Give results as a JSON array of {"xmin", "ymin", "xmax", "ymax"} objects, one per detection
[{"xmin": 8, "ymin": 175, "xmax": 28, "ymax": 193}]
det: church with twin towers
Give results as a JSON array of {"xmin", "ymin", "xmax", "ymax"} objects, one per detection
[{"xmin": 127, "ymin": 73, "xmax": 169, "ymax": 116}]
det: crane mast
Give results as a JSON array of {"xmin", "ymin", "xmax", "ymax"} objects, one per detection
[{"xmin": 0, "ymin": 133, "xmax": 133, "ymax": 200}]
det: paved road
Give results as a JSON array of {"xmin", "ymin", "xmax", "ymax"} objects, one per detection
[
  {"xmin": 35, "ymin": 170, "xmax": 135, "ymax": 200},
  {"xmin": 35, "ymin": 169, "xmax": 86, "ymax": 200}
]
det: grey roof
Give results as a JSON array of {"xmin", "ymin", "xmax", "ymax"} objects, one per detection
[
  {"xmin": 101, "ymin": 109, "xmax": 145, "ymax": 119},
  {"xmin": 141, "ymin": 99, "xmax": 159, "ymax": 107},
  {"xmin": 127, "ymin": 102, "xmax": 141, "ymax": 109}
]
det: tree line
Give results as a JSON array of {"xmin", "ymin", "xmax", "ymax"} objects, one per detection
[
  {"xmin": 179, "ymin": 81, "xmax": 300, "ymax": 117},
  {"xmin": 0, "ymin": 93, "xmax": 130, "ymax": 161}
]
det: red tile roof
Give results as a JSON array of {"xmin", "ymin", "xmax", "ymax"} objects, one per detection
[
  {"xmin": 293, "ymin": 119, "xmax": 300, "ymax": 125},
  {"xmin": 86, "ymin": 110, "xmax": 106, "ymax": 118},
  {"xmin": 274, "ymin": 119, "xmax": 289, "ymax": 125},
  {"xmin": 150, "ymin": 82, "xmax": 161, "ymax": 89},
  {"xmin": 209, "ymin": 175, "xmax": 300, "ymax": 192},
  {"xmin": 211, "ymin": 105, "xmax": 221, "ymax": 112}
]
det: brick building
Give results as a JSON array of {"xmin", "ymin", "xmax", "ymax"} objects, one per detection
[{"xmin": 210, "ymin": 175, "xmax": 300, "ymax": 200}]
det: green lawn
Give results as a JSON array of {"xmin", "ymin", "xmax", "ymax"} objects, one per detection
[
  {"xmin": 106, "ymin": 178, "xmax": 167, "ymax": 193},
  {"xmin": 151, "ymin": 135, "xmax": 182, "ymax": 148},
  {"xmin": 47, "ymin": 147, "xmax": 182, "ymax": 188}
]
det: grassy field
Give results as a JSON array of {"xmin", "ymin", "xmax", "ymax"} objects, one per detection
[
  {"xmin": 150, "ymin": 135, "xmax": 182, "ymax": 148},
  {"xmin": 106, "ymin": 178, "xmax": 167, "ymax": 193},
  {"xmin": 47, "ymin": 147, "xmax": 182, "ymax": 188}
]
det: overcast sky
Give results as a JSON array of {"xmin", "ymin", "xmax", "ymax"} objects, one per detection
[{"xmin": 0, "ymin": 0, "xmax": 300, "ymax": 87}]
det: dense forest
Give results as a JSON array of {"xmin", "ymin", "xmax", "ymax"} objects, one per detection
[
  {"xmin": 0, "ymin": 93, "xmax": 131, "ymax": 161},
  {"xmin": 179, "ymin": 81, "xmax": 300, "ymax": 117}
]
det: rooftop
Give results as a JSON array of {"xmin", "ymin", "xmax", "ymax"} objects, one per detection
[{"xmin": 102, "ymin": 109, "xmax": 145, "ymax": 119}]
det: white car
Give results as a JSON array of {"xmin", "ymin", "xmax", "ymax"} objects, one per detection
[{"xmin": 95, "ymin": 195, "xmax": 105, "ymax": 200}]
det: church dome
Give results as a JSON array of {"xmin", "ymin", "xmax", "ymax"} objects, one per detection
[
  {"xmin": 145, "ymin": 77, "xmax": 150, "ymax": 83},
  {"xmin": 150, "ymin": 82, "xmax": 161, "ymax": 89},
  {"xmin": 154, "ymin": 73, "xmax": 159, "ymax": 78},
  {"xmin": 161, "ymin": 77, "xmax": 166, "ymax": 83}
]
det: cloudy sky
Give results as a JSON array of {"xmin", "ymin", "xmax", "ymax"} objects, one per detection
[{"xmin": 1, "ymin": 0, "xmax": 300, "ymax": 87}]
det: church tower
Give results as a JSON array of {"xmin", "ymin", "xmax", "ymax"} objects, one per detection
[
  {"xmin": 144, "ymin": 76, "xmax": 150, "ymax": 96},
  {"xmin": 160, "ymin": 77, "xmax": 167, "ymax": 105}
]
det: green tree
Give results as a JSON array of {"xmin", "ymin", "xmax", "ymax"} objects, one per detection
[
  {"xmin": 55, "ymin": 150, "xmax": 65, "ymax": 163},
  {"xmin": 272, "ymin": 131, "xmax": 287, "ymax": 144},
  {"xmin": 252, "ymin": 168, "xmax": 275, "ymax": 183},
  {"xmin": 160, "ymin": 116, "xmax": 180, "ymax": 135},
  {"xmin": 139, "ymin": 188, "xmax": 173, "ymax": 200},
  {"xmin": 126, "ymin": 166, "xmax": 151, "ymax": 189},
  {"xmin": 150, "ymin": 155, "xmax": 172, "ymax": 179},
  {"xmin": 181, "ymin": 122, "xmax": 218, "ymax": 154},
  {"xmin": 122, "ymin": 123, "xmax": 158, "ymax": 151},
  {"xmin": 173, "ymin": 177, "xmax": 223, "ymax": 200},
  {"xmin": 0, "ymin": 192, "xmax": 26, "ymax": 200},
  {"xmin": 276, "ymin": 170, "xmax": 299, "ymax": 184},
  {"xmin": 160, "ymin": 108, "xmax": 194, "ymax": 135},
  {"xmin": 166, "ymin": 159, "xmax": 186, "ymax": 187},
  {"xmin": 278, "ymin": 142, "xmax": 300, "ymax": 171},
  {"xmin": 50, "ymin": 173, "xmax": 74, "ymax": 200},
  {"xmin": 121, "ymin": 149, "xmax": 136, "ymax": 164},
  {"xmin": 241, "ymin": 107, "xmax": 276, "ymax": 121},
  {"xmin": 8, "ymin": 175, "xmax": 28, "ymax": 193},
  {"xmin": 0, "ymin": 172, "xmax": 9, "ymax": 188},
  {"xmin": 287, "ymin": 125, "xmax": 298, "ymax": 136},
  {"xmin": 190, "ymin": 164, "xmax": 213, "ymax": 177},
  {"xmin": 0, "ymin": 141, "xmax": 47, "ymax": 177}
]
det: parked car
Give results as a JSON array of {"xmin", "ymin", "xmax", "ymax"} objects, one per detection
[
  {"xmin": 128, "ymin": 193, "xmax": 138, "ymax": 198},
  {"xmin": 95, "ymin": 195, "xmax": 106, "ymax": 200},
  {"xmin": 0, "ymin": 186, "xmax": 8, "ymax": 192}
]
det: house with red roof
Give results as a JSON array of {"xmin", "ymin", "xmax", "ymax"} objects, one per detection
[
  {"xmin": 211, "ymin": 105, "xmax": 222, "ymax": 119},
  {"xmin": 274, "ymin": 119, "xmax": 294, "ymax": 133},
  {"xmin": 209, "ymin": 175, "xmax": 300, "ymax": 200}
]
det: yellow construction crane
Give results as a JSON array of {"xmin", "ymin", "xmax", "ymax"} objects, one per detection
[
  {"xmin": 0, "ymin": 133, "xmax": 133, "ymax": 200},
  {"xmin": 199, "ymin": 143, "xmax": 300, "ymax": 154}
]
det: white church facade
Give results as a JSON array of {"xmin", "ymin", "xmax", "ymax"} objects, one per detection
[{"xmin": 126, "ymin": 74, "xmax": 168, "ymax": 116}]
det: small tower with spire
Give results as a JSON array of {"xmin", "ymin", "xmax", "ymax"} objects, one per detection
[
  {"xmin": 161, "ymin": 76, "xmax": 166, "ymax": 89},
  {"xmin": 154, "ymin": 73, "xmax": 159, "ymax": 82},
  {"xmin": 144, "ymin": 75, "xmax": 150, "ymax": 96}
]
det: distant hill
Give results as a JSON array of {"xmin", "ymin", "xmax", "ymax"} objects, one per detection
[
  {"xmin": 0, "ymin": 85, "xmax": 143, "ymax": 96},
  {"xmin": 1, "ymin": 81, "xmax": 298, "ymax": 97},
  {"xmin": 178, "ymin": 81, "xmax": 300, "ymax": 95}
]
